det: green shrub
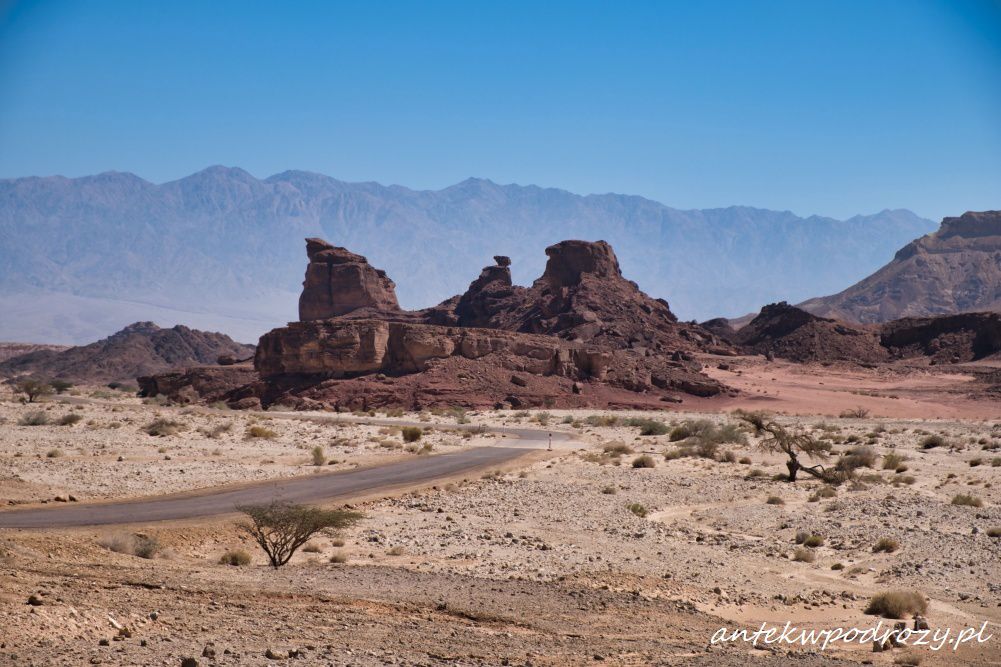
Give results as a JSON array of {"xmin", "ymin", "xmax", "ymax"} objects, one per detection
[
  {"xmin": 951, "ymin": 493, "xmax": 983, "ymax": 508},
  {"xmin": 311, "ymin": 445, "xmax": 326, "ymax": 466},
  {"xmin": 627, "ymin": 503, "xmax": 647, "ymax": 518},
  {"xmin": 629, "ymin": 418, "xmax": 668, "ymax": 436},
  {"xmin": 864, "ymin": 590, "xmax": 927, "ymax": 618}
]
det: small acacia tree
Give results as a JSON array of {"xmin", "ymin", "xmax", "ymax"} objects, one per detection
[
  {"xmin": 237, "ymin": 501, "xmax": 362, "ymax": 568},
  {"xmin": 15, "ymin": 378, "xmax": 53, "ymax": 403},
  {"xmin": 737, "ymin": 410, "xmax": 848, "ymax": 484}
]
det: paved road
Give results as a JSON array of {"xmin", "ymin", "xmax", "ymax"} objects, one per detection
[{"xmin": 0, "ymin": 419, "xmax": 572, "ymax": 529}]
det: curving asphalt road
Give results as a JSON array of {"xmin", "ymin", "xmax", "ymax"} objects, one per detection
[{"xmin": 0, "ymin": 418, "xmax": 573, "ymax": 529}]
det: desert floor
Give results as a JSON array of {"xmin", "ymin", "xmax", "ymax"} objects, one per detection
[{"xmin": 1, "ymin": 358, "xmax": 999, "ymax": 665}]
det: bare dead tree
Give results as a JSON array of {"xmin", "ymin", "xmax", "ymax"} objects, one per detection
[
  {"xmin": 737, "ymin": 410, "xmax": 849, "ymax": 484},
  {"xmin": 237, "ymin": 501, "xmax": 362, "ymax": 568}
]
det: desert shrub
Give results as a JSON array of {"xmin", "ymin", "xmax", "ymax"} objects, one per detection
[
  {"xmin": 720, "ymin": 450, "xmax": 736, "ymax": 463},
  {"xmin": 892, "ymin": 474, "xmax": 916, "ymax": 486},
  {"xmin": 246, "ymin": 425, "xmax": 277, "ymax": 439},
  {"xmin": 200, "ymin": 422, "xmax": 232, "ymax": 438},
  {"xmin": 18, "ymin": 411, "xmax": 49, "ymax": 426},
  {"xmin": 311, "ymin": 445, "xmax": 326, "ymax": 466},
  {"xmin": 49, "ymin": 379, "xmax": 73, "ymax": 394},
  {"xmin": 831, "ymin": 562, "xmax": 844, "ymax": 570},
  {"xmin": 969, "ymin": 457, "xmax": 983, "ymax": 467},
  {"xmin": 238, "ymin": 501, "xmax": 362, "ymax": 568},
  {"xmin": 631, "ymin": 454, "xmax": 655, "ymax": 468},
  {"xmin": 627, "ymin": 503, "xmax": 647, "ymax": 518},
  {"xmin": 873, "ymin": 537, "xmax": 900, "ymax": 553},
  {"xmin": 329, "ymin": 552, "xmax": 348, "ymax": 564},
  {"xmin": 745, "ymin": 468, "xmax": 767, "ymax": 479},
  {"xmin": 864, "ymin": 590, "xmax": 927, "ymax": 618},
  {"xmin": 401, "ymin": 426, "xmax": 423, "ymax": 443},
  {"xmin": 993, "ymin": 458, "xmax": 1001, "ymax": 467},
  {"xmin": 808, "ymin": 485, "xmax": 837, "ymax": 502},
  {"xmin": 387, "ymin": 545, "xmax": 405, "ymax": 556},
  {"xmin": 737, "ymin": 411, "xmax": 837, "ymax": 484},
  {"xmin": 766, "ymin": 495, "xmax": 785, "ymax": 505},
  {"xmin": 99, "ymin": 533, "xmax": 161, "ymax": 559},
  {"xmin": 919, "ymin": 434, "xmax": 945, "ymax": 449},
  {"xmin": 585, "ymin": 414, "xmax": 620, "ymax": 427},
  {"xmin": 986, "ymin": 527, "xmax": 1001, "ymax": 538},
  {"xmin": 58, "ymin": 413, "xmax": 83, "ymax": 426},
  {"xmin": 601, "ymin": 485, "xmax": 617, "ymax": 494},
  {"xmin": 951, "ymin": 493, "xmax": 983, "ymax": 508},
  {"xmin": 739, "ymin": 456, "xmax": 752, "ymax": 465},
  {"xmin": 839, "ymin": 446, "xmax": 877, "ymax": 470},
  {"xmin": 792, "ymin": 547, "xmax": 816, "ymax": 563},
  {"xmin": 625, "ymin": 418, "xmax": 668, "ymax": 436},
  {"xmin": 219, "ymin": 549, "xmax": 252, "ymax": 566},
  {"xmin": 839, "ymin": 407, "xmax": 870, "ymax": 418},
  {"xmin": 882, "ymin": 452, "xmax": 907, "ymax": 470},
  {"xmin": 145, "ymin": 419, "xmax": 183, "ymax": 437},
  {"xmin": 602, "ymin": 442, "xmax": 633, "ymax": 456},
  {"xmin": 802, "ymin": 534, "xmax": 825, "ymax": 547},
  {"xmin": 45, "ymin": 448, "xmax": 62, "ymax": 458},
  {"xmin": 302, "ymin": 542, "xmax": 322, "ymax": 553}
]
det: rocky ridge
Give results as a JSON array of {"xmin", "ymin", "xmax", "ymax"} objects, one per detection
[{"xmin": 801, "ymin": 210, "xmax": 1001, "ymax": 323}]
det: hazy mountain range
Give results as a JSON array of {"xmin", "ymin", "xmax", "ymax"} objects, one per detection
[{"xmin": 0, "ymin": 166, "xmax": 936, "ymax": 344}]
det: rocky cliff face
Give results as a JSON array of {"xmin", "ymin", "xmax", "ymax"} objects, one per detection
[
  {"xmin": 236, "ymin": 237, "xmax": 731, "ymax": 410},
  {"xmin": 431, "ymin": 240, "xmax": 726, "ymax": 355},
  {"xmin": 734, "ymin": 302, "xmax": 1001, "ymax": 365},
  {"xmin": 298, "ymin": 238, "xmax": 401, "ymax": 320},
  {"xmin": 801, "ymin": 211, "xmax": 1001, "ymax": 323}
]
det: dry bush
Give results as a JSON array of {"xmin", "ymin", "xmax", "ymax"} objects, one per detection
[
  {"xmin": 246, "ymin": 425, "xmax": 277, "ymax": 439},
  {"xmin": 302, "ymin": 542, "xmax": 322, "ymax": 553},
  {"xmin": 920, "ymin": 434, "xmax": 945, "ymax": 449},
  {"xmin": 219, "ymin": 549, "xmax": 252, "ymax": 566},
  {"xmin": 585, "ymin": 414, "xmax": 620, "ymax": 427},
  {"xmin": 311, "ymin": 446, "xmax": 326, "ymax": 466},
  {"xmin": 602, "ymin": 442, "xmax": 633, "ymax": 456},
  {"xmin": 969, "ymin": 457, "xmax": 983, "ymax": 467},
  {"xmin": 631, "ymin": 454, "xmax": 655, "ymax": 468},
  {"xmin": 45, "ymin": 448, "xmax": 62, "ymax": 458},
  {"xmin": 766, "ymin": 495, "xmax": 785, "ymax": 505},
  {"xmin": 238, "ymin": 501, "xmax": 362, "ymax": 568},
  {"xmin": 145, "ymin": 418, "xmax": 184, "ymax": 437},
  {"xmin": 601, "ymin": 485, "xmax": 617, "ymax": 495},
  {"xmin": 882, "ymin": 452, "xmax": 907, "ymax": 470},
  {"xmin": 629, "ymin": 418, "xmax": 668, "ymax": 436},
  {"xmin": 951, "ymin": 493, "xmax": 983, "ymax": 507},
  {"xmin": 839, "ymin": 407, "xmax": 870, "ymax": 418},
  {"xmin": 739, "ymin": 456, "xmax": 752, "ymax": 465},
  {"xmin": 18, "ymin": 411, "xmax": 49, "ymax": 426},
  {"xmin": 792, "ymin": 547, "xmax": 816, "ymax": 563},
  {"xmin": 808, "ymin": 486, "xmax": 837, "ymax": 502},
  {"xmin": 802, "ymin": 534, "xmax": 825, "ymax": 547},
  {"xmin": 864, "ymin": 590, "xmax": 927, "ymax": 618},
  {"xmin": 329, "ymin": 552, "xmax": 348, "ymax": 564},
  {"xmin": 58, "ymin": 413, "xmax": 83, "ymax": 426},
  {"xmin": 839, "ymin": 446, "xmax": 877, "ymax": 470},
  {"xmin": 99, "ymin": 533, "xmax": 161, "ymax": 559},
  {"xmin": 401, "ymin": 426, "xmax": 423, "ymax": 443},
  {"xmin": 387, "ymin": 545, "xmax": 405, "ymax": 556},
  {"xmin": 986, "ymin": 527, "xmax": 1001, "ymax": 538},
  {"xmin": 200, "ymin": 422, "xmax": 232, "ymax": 439},
  {"xmin": 873, "ymin": 537, "xmax": 900, "ymax": 553}
]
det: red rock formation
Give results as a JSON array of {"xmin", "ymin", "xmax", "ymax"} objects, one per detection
[
  {"xmin": 298, "ymin": 238, "xmax": 401, "ymax": 320},
  {"xmin": 137, "ymin": 365, "xmax": 258, "ymax": 406}
]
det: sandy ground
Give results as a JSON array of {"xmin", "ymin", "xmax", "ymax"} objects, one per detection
[{"xmin": 1, "ymin": 365, "xmax": 999, "ymax": 665}]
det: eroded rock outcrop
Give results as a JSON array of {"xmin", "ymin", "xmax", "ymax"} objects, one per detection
[{"xmin": 298, "ymin": 238, "xmax": 401, "ymax": 320}]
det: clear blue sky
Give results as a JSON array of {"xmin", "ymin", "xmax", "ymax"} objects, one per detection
[{"xmin": 1, "ymin": 0, "xmax": 999, "ymax": 220}]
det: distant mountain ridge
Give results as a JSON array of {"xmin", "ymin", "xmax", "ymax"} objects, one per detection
[
  {"xmin": 0, "ymin": 321, "xmax": 255, "ymax": 384},
  {"xmin": 801, "ymin": 210, "xmax": 1001, "ymax": 322},
  {"xmin": 0, "ymin": 166, "xmax": 936, "ymax": 344}
]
